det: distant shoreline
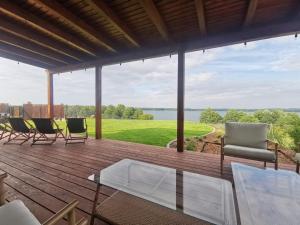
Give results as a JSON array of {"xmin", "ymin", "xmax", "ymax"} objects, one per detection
[{"xmin": 141, "ymin": 108, "xmax": 300, "ymax": 112}]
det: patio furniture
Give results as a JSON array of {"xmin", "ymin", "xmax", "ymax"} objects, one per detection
[
  {"xmin": 0, "ymin": 119, "xmax": 10, "ymax": 141},
  {"xmin": 295, "ymin": 153, "xmax": 300, "ymax": 173},
  {"xmin": 4, "ymin": 118, "xmax": 35, "ymax": 145},
  {"xmin": 31, "ymin": 118, "xmax": 64, "ymax": 145},
  {"xmin": 0, "ymin": 171, "xmax": 7, "ymax": 206},
  {"xmin": 88, "ymin": 159, "xmax": 237, "ymax": 225},
  {"xmin": 232, "ymin": 163, "xmax": 300, "ymax": 225},
  {"xmin": 221, "ymin": 122, "xmax": 278, "ymax": 174},
  {"xmin": 0, "ymin": 171, "xmax": 87, "ymax": 225},
  {"xmin": 65, "ymin": 118, "xmax": 88, "ymax": 145}
]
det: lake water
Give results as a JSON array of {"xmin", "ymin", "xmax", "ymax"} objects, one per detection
[{"xmin": 143, "ymin": 109, "xmax": 227, "ymax": 122}]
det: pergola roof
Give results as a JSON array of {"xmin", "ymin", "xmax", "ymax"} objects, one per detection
[{"xmin": 0, "ymin": 0, "xmax": 299, "ymax": 73}]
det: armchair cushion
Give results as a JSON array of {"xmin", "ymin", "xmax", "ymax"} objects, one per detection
[
  {"xmin": 295, "ymin": 153, "xmax": 300, "ymax": 162},
  {"xmin": 0, "ymin": 200, "xmax": 41, "ymax": 225},
  {"xmin": 224, "ymin": 122, "xmax": 268, "ymax": 149},
  {"xmin": 224, "ymin": 145, "xmax": 276, "ymax": 162}
]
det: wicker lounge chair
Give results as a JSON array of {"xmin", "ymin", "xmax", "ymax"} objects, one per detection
[
  {"xmin": 221, "ymin": 122, "xmax": 278, "ymax": 174},
  {"xmin": 65, "ymin": 118, "xmax": 88, "ymax": 145},
  {"xmin": 4, "ymin": 118, "xmax": 35, "ymax": 145},
  {"xmin": 31, "ymin": 118, "xmax": 64, "ymax": 145},
  {"xmin": 0, "ymin": 172, "xmax": 87, "ymax": 225}
]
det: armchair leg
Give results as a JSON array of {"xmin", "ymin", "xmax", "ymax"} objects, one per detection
[
  {"xmin": 297, "ymin": 162, "xmax": 299, "ymax": 174},
  {"xmin": 264, "ymin": 161, "xmax": 266, "ymax": 168},
  {"xmin": 275, "ymin": 160, "xmax": 278, "ymax": 170},
  {"xmin": 220, "ymin": 154, "xmax": 224, "ymax": 175}
]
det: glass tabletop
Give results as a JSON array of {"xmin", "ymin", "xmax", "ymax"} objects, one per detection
[
  {"xmin": 232, "ymin": 163, "xmax": 300, "ymax": 225},
  {"xmin": 89, "ymin": 159, "xmax": 237, "ymax": 225}
]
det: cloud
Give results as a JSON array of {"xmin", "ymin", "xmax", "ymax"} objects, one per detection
[{"xmin": 1, "ymin": 34, "xmax": 300, "ymax": 109}]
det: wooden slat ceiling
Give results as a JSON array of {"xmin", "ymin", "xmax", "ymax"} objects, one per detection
[{"xmin": 0, "ymin": 0, "xmax": 299, "ymax": 72}]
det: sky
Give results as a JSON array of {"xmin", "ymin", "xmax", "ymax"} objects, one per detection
[{"xmin": 1, "ymin": 35, "xmax": 300, "ymax": 109}]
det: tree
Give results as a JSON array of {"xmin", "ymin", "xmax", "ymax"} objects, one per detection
[
  {"xmin": 200, "ymin": 108, "xmax": 223, "ymax": 124},
  {"xmin": 223, "ymin": 109, "xmax": 246, "ymax": 122},
  {"xmin": 239, "ymin": 114, "xmax": 259, "ymax": 123},
  {"xmin": 133, "ymin": 108, "xmax": 143, "ymax": 119},
  {"xmin": 113, "ymin": 104, "xmax": 126, "ymax": 119},
  {"xmin": 254, "ymin": 109, "xmax": 284, "ymax": 124},
  {"xmin": 103, "ymin": 105, "xmax": 115, "ymax": 118},
  {"xmin": 123, "ymin": 107, "xmax": 135, "ymax": 119}
]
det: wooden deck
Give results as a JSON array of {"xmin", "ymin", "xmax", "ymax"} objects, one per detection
[{"xmin": 0, "ymin": 138, "xmax": 296, "ymax": 225}]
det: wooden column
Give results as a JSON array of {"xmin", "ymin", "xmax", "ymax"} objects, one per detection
[
  {"xmin": 47, "ymin": 71, "xmax": 54, "ymax": 118},
  {"xmin": 177, "ymin": 48, "xmax": 185, "ymax": 152},
  {"xmin": 95, "ymin": 65, "xmax": 102, "ymax": 139}
]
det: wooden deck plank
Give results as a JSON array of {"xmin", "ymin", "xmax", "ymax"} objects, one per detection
[{"xmin": 0, "ymin": 138, "xmax": 296, "ymax": 224}]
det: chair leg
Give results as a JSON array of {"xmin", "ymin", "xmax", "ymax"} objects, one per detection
[
  {"xmin": 220, "ymin": 154, "xmax": 224, "ymax": 175},
  {"xmin": 275, "ymin": 160, "xmax": 278, "ymax": 170},
  {"xmin": 297, "ymin": 162, "xmax": 299, "ymax": 174},
  {"xmin": 264, "ymin": 161, "xmax": 266, "ymax": 168}
]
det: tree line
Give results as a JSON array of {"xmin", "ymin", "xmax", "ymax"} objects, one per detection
[
  {"xmin": 200, "ymin": 108, "xmax": 300, "ymax": 151},
  {"xmin": 64, "ymin": 104, "xmax": 153, "ymax": 120}
]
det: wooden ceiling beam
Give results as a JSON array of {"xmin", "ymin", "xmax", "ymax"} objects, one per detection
[
  {"xmin": 140, "ymin": 0, "xmax": 170, "ymax": 41},
  {"xmin": 0, "ymin": 31, "xmax": 74, "ymax": 65},
  {"xmin": 195, "ymin": 0, "xmax": 207, "ymax": 35},
  {"xmin": 86, "ymin": 0, "xmax": 140, "ymax": 47},
  {"xmin": 30, "ymin": 0, "xmax": 117, "ymax": 53},
  {"xmin": 0, "ymin": 0, "xmax": 97, "ymax": 56},
  {"xmin": 0, "ymin": 18, "xmax": 85, "ymax": 62},
  {"xmin": 0, "ymin": 49, "xmax": 51, "ymax": 69},
  {"xmin": 48, "ymin": 18, "xmax": 300, "ymax": 74},
  {"xmin": 244, "ymin": 0, "xmax": 258, "ymax": 27},
  {"xmin": 0, "ymin": 43, "xmax": 63, "ymax": 67}
]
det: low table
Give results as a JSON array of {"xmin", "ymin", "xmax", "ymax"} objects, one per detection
[
  {"xmin": 232, "ymin": 163, "xmax": 300, "ymax": 225},
  {"xmin": 89, "ymin": 159, "xmax": 237, "ymax": 225}
]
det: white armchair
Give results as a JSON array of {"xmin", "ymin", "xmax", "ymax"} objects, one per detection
[
  {"xmin": 0, "ymin": 171, "xmax": 87, "ymax": 225},
  {"xmin": 221, "ymin": 122, "xmax": 278, "ymax": 174}
]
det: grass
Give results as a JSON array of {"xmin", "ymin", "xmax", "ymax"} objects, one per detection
[{"xmin": 57, "ymin": 119, "xmax": 213, "ymax": 147}]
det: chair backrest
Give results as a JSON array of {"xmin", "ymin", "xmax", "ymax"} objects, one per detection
[
  {"xmin": 32, "ymin": 118, "xmax": 56, "ymax": 134},
  {"xmin": 67, "ymin": 118, "xmax": 86, "ymax": 133},
  {"xmin": 8, "ymin": 118, "xmax": 30, "ymax": 133},
  {"xmin": 224, "ymin": 122, "xmax": 268, "ymax": 149}
]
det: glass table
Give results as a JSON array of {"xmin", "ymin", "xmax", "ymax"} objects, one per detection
[
  {"xmin": 232, "ymin": 163, "xmax": 300, "ymax": 225},
  {"xmin": 89, "ymin": 159, "xmax": 237, "ymax": 225}
]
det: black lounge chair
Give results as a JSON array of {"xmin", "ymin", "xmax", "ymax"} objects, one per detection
[
  {"xmin": 0, "ymin": 118, "xmax": 10, "ymax": 141},
  {"xmin": 65, "ymin": 118, "xmax": 88, "ymax": 144},
  {"xmin": 4, "ymin": 118, "xmax": 35, "ymax": 145},
  {"xmin": 31, "ymin": 118, "xmax": 65, "ymax": 145}
]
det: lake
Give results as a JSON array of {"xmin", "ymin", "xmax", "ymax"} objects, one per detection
[{"xmin": 143, "ymin": 109, "xmax": 227, "ymax": 122}]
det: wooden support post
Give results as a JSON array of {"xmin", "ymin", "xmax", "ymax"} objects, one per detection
[
  {"xmin": 95, "ymin": 65, "xmax": 102, "ymax": 139},
  {"xmin": 47, "ymin": 71, "xmax": 54, "ymax": 118},
  {"xmin": 177, "ymin": 48, "xmax": 185, "ymax": 152}
]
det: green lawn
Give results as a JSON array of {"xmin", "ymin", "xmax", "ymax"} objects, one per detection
[{"xmin": 57, "ymin": 119, "xmax": 213, "ymax": 147}]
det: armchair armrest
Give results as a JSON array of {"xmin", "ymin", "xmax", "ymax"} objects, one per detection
[
  {"xmin": 43, "ymin": 200, "xmax": 88, "ymax": 225},
  {"xmin": 0, "ymin": 171, "xmax": 7, "ymax": 206}
]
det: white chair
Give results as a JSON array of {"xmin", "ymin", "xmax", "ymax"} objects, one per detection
[
  {"xmin": 0, "ymin": 172, "xmax": 87, "ymax": 225},
  {"xmin": 221, "ymin": 122, "xmax": 278, "ymax": 174}
]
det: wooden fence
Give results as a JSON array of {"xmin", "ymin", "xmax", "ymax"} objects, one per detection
[{"xmin": 0, "ymin": 103, "xmax": 64, "ymax": 119}]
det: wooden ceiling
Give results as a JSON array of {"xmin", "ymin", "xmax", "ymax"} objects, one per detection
[{"xmin": 0, "ymin": 0, "xmax": 299, "ymax": 73}]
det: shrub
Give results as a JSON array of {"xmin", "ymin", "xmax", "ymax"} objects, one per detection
[
  {"xmin": 138, "ymin": 114, "xmax": 154, "ymax": 120},
  {"xmin": 186, "ymin": 141, "xmax": 196, "ymax": 151},
  {"xmin": 200, "ymin": 108, "xmax": 222, "ymax": 124}
]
